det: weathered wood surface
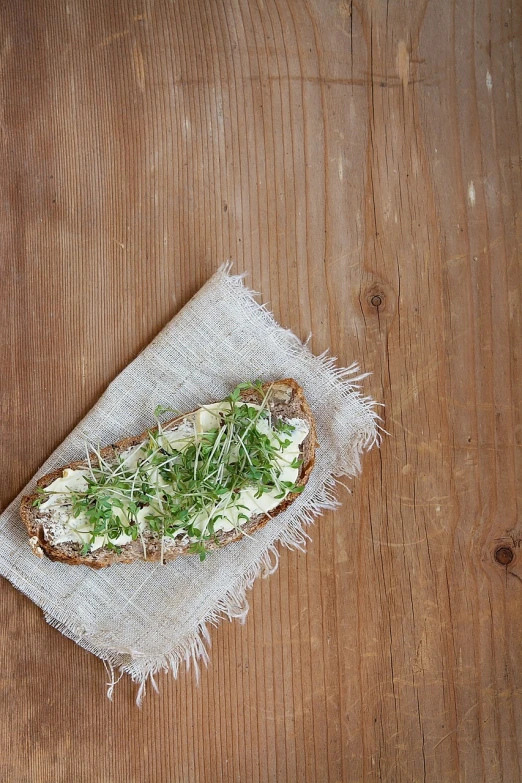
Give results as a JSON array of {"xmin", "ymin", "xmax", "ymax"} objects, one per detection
[{"xmin": 1, "ymin": 0, "xmax": 521, "ymax": 780}]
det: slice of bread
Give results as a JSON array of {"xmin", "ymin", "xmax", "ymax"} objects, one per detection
[{"xmin": 20, "ymin": 379, "xmax": 317, "ymax": 568}]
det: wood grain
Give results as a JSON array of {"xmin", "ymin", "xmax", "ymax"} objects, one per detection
[{"xmin": 1, "ymin": 0, "xmax": 521, "ymax": 781}]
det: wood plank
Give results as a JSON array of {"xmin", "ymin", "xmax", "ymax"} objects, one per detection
[{"xmin": 0, "ymin": 0, "xmax": 520, "ymax": 780}]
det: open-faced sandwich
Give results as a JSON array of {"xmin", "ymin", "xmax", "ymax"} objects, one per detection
[{"xmin": 21, "ymin": 379, "xmax": 316, "ymax": 568}]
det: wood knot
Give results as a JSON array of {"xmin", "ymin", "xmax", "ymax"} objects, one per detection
[
  {"xmin": 366, "ymin": 287, "xmax": 386, "ymax": 311},
  {"xmin": 360, "ymin": 276, "xmax": 395, "ymax": 322},
  {"xmin": 494, "ymin": 546, "xmax": 514, "ymax": 566}
]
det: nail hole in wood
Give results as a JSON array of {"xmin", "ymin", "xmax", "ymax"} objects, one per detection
[{"xmin": 371, "ymin": 295, "xmax": 382, "ymax": 308}]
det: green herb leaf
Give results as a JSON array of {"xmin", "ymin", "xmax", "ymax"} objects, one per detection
[
  {"xmin": 46, "ymin": 381, "xmax": 305, "ymax": 562},
  {"xmin": 154, "ymin": 404, "xmax": 179, "ymax": 419}
]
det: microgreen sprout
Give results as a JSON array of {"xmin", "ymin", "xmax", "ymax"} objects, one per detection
[
  {"xmin": 32, "ymin": 486, "xmax": 48, "ymax": 507},
  {"xmin": 39, "ymin": 382, "xmax": 305, "ymax": 561},
  {"xmin": 154, "ymin": 404, "xmax": 181, "ymax": 420}
]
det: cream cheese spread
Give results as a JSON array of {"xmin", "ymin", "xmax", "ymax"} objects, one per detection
[{"xmin": 38, "ymin": 403, "xmax": 309, "ymax": 552}]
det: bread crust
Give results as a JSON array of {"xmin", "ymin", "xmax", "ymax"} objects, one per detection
[{"xmin": 20, "ymin": 379, "xmax": 317, "ymax": 568}]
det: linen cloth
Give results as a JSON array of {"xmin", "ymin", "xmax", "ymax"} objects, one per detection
[{"xmin": 0, "ymin": 266, "xmax": 379, "ymax": 699}]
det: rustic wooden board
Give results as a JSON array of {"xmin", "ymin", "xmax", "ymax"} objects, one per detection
[{"xmin": 1, "ymin": 0, "xmax": 521, "ymax": 781}]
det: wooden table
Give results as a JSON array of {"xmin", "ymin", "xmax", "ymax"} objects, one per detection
[{"xmin": 1, "ymin": 1, "xmax": 521, "ymax": 781}]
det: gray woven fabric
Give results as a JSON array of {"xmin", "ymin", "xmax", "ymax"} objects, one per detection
[{"xmin": 0, "ymin": 266, "xmax": 378, "ymax": 699}]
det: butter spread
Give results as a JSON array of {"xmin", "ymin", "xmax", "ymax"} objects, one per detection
[{"xmin": 37, "ymin": 404, "xmax": 309, "ymax": 552}]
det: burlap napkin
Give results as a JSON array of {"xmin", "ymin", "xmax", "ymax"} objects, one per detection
[{"xmin": 0, "ymin": 266, "xmax": 379, "ymax": 701}]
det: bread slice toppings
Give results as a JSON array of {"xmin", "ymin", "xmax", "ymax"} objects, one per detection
[{"xmin": 21, "ymin": 379, "xmax": 316, "ymax": 568}]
